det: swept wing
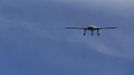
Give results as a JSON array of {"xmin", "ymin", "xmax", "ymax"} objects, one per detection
[
  {"xmin": 65, "ymin": 27, "xmax": 86, "ymax": 29},
  {"xmin": 97, "ymin": 27, "xmax": 117, "ymax": 29}
]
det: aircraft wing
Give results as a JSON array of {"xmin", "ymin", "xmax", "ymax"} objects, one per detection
[
  {"xmin": 97, "ymin": 27, "xmax": 117, "ymax": 29},
  {"xmin": 65, "ymin": 27, "xmax": 86, "ymax": 29}
]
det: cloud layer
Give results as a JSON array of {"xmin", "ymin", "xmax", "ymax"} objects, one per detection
[
  {"xmin": 1, "ymin": 0, "xmax": 134, "ymax": 58},
  {"xmin": 0, "ymin": 0, "xmax": 134, "ymax": 75}
]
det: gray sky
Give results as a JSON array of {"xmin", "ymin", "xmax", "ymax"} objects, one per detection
[{"xmin": 0, "ymin": 0, "xmax": 134, "ymax": 75}]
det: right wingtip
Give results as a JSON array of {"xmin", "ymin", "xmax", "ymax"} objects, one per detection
[{"xmin": 64, "ymin": 27, "xmax": 70, "ymax": 29}]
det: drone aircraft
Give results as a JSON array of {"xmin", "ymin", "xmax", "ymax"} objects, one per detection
[{"xmin": 65, "ymin": 25, "xmax": 117, "ymax": 36}]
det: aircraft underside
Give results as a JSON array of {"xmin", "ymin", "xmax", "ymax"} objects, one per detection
[{"xmin": 83, "ymin": 29, "xmax": 99, "ymax": 36}]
